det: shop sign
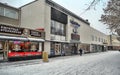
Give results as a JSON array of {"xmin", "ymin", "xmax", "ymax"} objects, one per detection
[
  {"xmin": 0, "ymin": 24, "xmax": 23, "ymax": 35},
  {"xmin": 30, "ymin": 30, "xmax": 41, "ymax": 37},
  {"xmin": 71, "ymin": 33, "xmax": 80, "ymax": 40},
  {"xmin": 0, "ymin": 24, "xmax": 44, "ymax": 38},
  {"xmin": 70, "ymin": 20, "xmax": 80, "ymax": 33}
]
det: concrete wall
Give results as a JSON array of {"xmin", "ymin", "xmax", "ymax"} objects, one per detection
[
  {"xmin": 20, "ymin": 0, "xmax": 45, "ymax": 29},
  {"xmin": 90, "ymin": 27, "xmax": 107, "ymax": 45},
  {"xmin": 0, "ymin": 15, "xmax": 19, "ymax": 26},
  {"xmin": 68, "ymin": 15, "xmax": 107, "ymax": 45}
]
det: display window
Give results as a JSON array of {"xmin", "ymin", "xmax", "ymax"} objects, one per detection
[
  {"xmin": 8, "ymin": 41, "xmax": 42, "ymax": 58},
  {"xmin": 0, "ymin": 41, "xmax": 3, "ymax": 50},
  {"xmin": 9, "ymin": 41, "xmax": 40, "ymax": 52}
]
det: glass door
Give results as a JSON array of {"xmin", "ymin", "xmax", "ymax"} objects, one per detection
[{"xmin": 55, "ymin": 44, "xmax": 61, "ymax": 55}]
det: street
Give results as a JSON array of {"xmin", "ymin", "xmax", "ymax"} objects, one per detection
[{"xmin": 0, "ymin": 51, "xmax": 120, "ymax": 75}]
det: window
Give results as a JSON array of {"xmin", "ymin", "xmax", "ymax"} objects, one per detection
[
  {"xmin": 9, "ymin": 41, "xmax": 40, "ymax": 52},
  {"xmin": 51, "ymin": 20, "xmax": 66, "ymax": 36},
  {"xmin": 91, "ymin": 35, "xmax": 94, "ymax": 41},
  {"xmin": 56, "ymin": 21, "xmax": 60, "ymax": 35},
  {"xmin": 5, "ymin": 8, "xmax": 18, "ymax": 19},
  {"xmin": 0, "ymin": 7, "xmax": 18, "ymax": 19},
  {"xmin": 104, "ymin": 39, "xmax": 106, "ymax": 42},
  {"xmin": 95, "ymin": 36, "xmax": 97, "ymax": 41},
  {"xmin": 101, "ymin": 38, "xmax": 103, "ymax": 42},
  {"xmin": 0, "ymin": 7, "xmax": 4, "ymax": 16},
  {"xmin": 61, "ymin": 24, "xmax": 65, "ymax": 35},
  {"xmin": 99, "ymin": 37, "xmax": 100, "ymax": 42},
  {"xmin": 51, "ymin": 20, "xmax": 55, "ymax": 34}
]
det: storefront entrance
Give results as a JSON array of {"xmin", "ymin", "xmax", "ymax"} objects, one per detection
[
  {"xmin": 51, "ymin": 42, "xmax": 69, "ymax": 56},
  {"xmin": 55, "ymin": 44, "xmax": 61, "ymax": 55},
  {"xmin": 70, "ymin": 44, "xmax": 78, "ymax": 55}
]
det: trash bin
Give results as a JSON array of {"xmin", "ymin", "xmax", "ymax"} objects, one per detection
[{"xmin": 42, "ymin": 51, "xmax": 49, "ymax": 62}]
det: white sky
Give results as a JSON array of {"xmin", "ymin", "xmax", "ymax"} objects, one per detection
[{"xmin": 0, "ymin": 0, "xmax": 110, "ymax": 34}]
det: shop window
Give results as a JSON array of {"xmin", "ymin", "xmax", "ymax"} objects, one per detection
[{"xmin": 9, "ymin": 41, "xmax": 40, "ymax": 52}]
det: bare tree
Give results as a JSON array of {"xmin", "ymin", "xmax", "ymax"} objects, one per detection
[
  {"xmin": 100, "ymin": 0, "xmax": 120, "ymax": 33},
  {"xmin": 85, "ymin": 0, "xmax": 101, "ymax": 10}
]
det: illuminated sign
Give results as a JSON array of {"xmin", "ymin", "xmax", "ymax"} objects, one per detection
[
  {"xmin": 0, "ymin": 24, "xmax": 23, "ymax": 35},
  {"xmin": 30, "ymin": 30, "xmax": 41, "ymax": 37},
  {"xmin": 0, "ymin": 24, "xmax": 44, "ymax": 38},
  {"xmin": 70, "ymin": 20, "xmax": 80, "ymax": 33}
]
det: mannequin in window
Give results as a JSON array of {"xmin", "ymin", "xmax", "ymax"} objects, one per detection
[
  {"xmin": 31, "ymin": 44, "xmax": 37, "ymax": 52},
  {"xmin": 13, "ymin": 44, "xmax": 21, "ymax": 51}
]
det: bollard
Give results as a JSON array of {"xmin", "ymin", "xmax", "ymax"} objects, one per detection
[{"xmin": 42, "ymin": 51, "xmax": 49, "ymax": 62}]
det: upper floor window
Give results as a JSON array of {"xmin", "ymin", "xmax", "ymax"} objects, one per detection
[
  {"xmin": 0, "ymin": 7, "xmax": 4, "ymax": 16},
  {"xmin": 91, "ymin": 35, "xmax": 94, "ymax": 41},
  {"xmin": 51, "ymin": 20, "xmax": 66, "ymax": 36},
  {"xmin": 104, "ymin": 39, "xmax": 106, "ymax": 42},
  {"xmin": 5, "ymin": 8, "xmax": 18, "ymax": 19},
  {"xmin": 99, "ymin": 37, "xmax": 100, "ymax": 42},
  {"xmin": 0, "ymin": 6, "xmax": 18, "ymax": 19},
  {"xmin": 51, "ymin": 20, "xmax": 55, "ymax": 34},
  {"xmin": 95, "ymin": 36, "xmax": 97, "ymax": 41},
  {"xmin": 101, "ymin": 38, "xmax": 103, "ymax": 42}
]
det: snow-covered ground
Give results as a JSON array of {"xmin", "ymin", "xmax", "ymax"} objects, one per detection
[{"xmin": 0, "ymin": 51, "xmax": 120, "ymax": 75}]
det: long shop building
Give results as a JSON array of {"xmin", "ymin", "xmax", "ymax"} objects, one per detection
[
  {"xmin": 0, "ymin": 0, "xmax": 108, "ymax": 60},
  {"xmin": 20, "ymin": 0, "xmax": 108, "ymax": 57},
  {"xmin": 0, "ymin": 24, "xmax": 45, "ymax": 61}
]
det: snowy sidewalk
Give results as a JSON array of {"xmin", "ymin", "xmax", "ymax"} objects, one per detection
[
  {"xmin": 0, "ymin": 51, "xmax": 120, "ymax": 75},
  {"xmin": 0, "ymin": 52, "xmax": 108, "ymax": 68},
  {"xmin": 0, "ymin": 52, "xmax": 105, "ymax": 68}
]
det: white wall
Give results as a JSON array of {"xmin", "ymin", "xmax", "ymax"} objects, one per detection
[
  {"xmin": 90, "ymin": 27, "xmax": 107, "ymax": 45},
  {"xmin": 68, "ymin": 15, "xmax": 107, "ymax": 45},
  {"xmin": 21, "ymin": 0, "xmax": 45, "ymax": 29},
  {"xmin": 68, "ymin": 15, "xmax": 91, "ymax": 44}
]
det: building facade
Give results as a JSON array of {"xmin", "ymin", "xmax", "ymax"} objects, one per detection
[
  {"xmin": 0, "ymin": 2, "xmax": 45, "ymax": 61},
  {"xmin": 107, "ymin": 34, "xmax": 120, "ymax": 50},
  {"xmin": 20, "ymin": 0, "xmax": 108, "ymax": 56}
]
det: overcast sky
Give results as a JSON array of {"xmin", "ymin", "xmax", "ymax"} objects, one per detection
[{"xmin": 0, "ymin": 0, "xmax": 110, "ymax": 34}]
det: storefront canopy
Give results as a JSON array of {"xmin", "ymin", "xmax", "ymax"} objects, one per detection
[
  {"xmin": 49, "ymin": 40, "xmax": 69, "ymax": 43},
  {"xmin": 0, "ymin": 35, "xmax": 45, "ymax": 42},
  {"xmin": 27, "ymin": 38, "xmax": 44, "ymax": 42},
  {"xmin": 0, "ymin": 35, "xmax": 28, "ymax": 41}
]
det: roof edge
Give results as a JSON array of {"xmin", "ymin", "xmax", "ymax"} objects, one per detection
[
  {"xmin": 19, "ymin": 0, "xmax": 38, "ymax": 8},
  {"xmin": 0, "ymin": 2, "xmax": 19, "ymax": 10}
]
